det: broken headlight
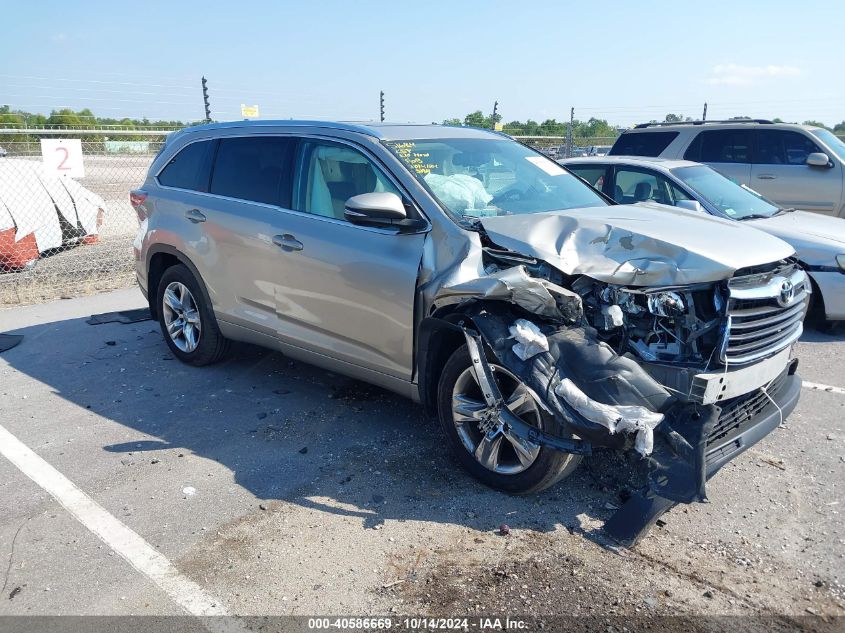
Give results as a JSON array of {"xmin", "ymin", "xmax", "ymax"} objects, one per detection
[
  {"xmin": 646, "ymin": 291, "xmax": 685, "ymax": 317},
  {"xmin": 579, "ymin": 280, "xmax": 724, "ymax": 366}
]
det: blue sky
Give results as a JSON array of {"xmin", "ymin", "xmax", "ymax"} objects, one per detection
[{"xmin": 1, "ymin": 0, "xmax": 843, "ymax": 126}]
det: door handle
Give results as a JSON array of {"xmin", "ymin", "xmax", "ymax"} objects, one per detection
[
  {"xmin": 185, "ymin": 209, "xmax": 207, "ymax": 223},
  {"xmin": 272, "ymin": 234, "xmax": 304, "ymax": 252},
  {"xmin": 757, "ymin": 174, "xmax": 777, "ymax": 180}
]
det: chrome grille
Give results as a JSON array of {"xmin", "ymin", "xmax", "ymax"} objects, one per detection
[{"xmin": 721, "ymin": 265, "xmax": 810, "ymax": 365}]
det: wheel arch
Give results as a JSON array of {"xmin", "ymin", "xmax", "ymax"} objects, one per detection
[
  {"xmin": 146, "ymin": 245, "xmax": 213, "ymax": 321},
  {"xmin": 417, "ymin": 311, "xmax": 469, "ymax": 416}
]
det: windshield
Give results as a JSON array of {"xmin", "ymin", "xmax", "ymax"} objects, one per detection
[
  {"xmin": 672, "ymin": 165, "xmax": 781, "ymax": 220},
  {"xmin": 383, "ymin": 138, "xmax": 608, "ymax": 224},
  {"xmin": 810, "ymin": 129, "xmax": 845, "ymax": 161}
]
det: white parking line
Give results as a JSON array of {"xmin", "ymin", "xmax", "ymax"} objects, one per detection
[
  {"xmin": 802, "ymin": 381, "xmax": 845, "ymax": 396},
  {"xmin": 0, "ymin": 424, "xmax": 228, "ymax": 617}
]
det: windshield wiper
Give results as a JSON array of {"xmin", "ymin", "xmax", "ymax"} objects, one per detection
[
  {"xmin": 737, "ymin": 213, "xmax": 774, "ymax": 221},
  {"xmin": 774, "ymin": 207, "xmax": 797, "ymax": 215}
]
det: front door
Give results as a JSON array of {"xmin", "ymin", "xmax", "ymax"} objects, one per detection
[
  {"xmin": 752, "ymin": 129, "xmax": 843, "ymax": 215},
  {"xmin": 268, "ymin": 138, "xmax": 427, "ymax": 380}
]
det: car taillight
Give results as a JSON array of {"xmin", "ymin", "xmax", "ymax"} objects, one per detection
[{"xmin": 130, "ymin": 190, "xmax": 148, "ymax": 223}]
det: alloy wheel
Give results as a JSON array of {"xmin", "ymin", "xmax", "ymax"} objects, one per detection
[{"xmin": 162, "ymin": 281, "xmax": 202, "ymax": 353}]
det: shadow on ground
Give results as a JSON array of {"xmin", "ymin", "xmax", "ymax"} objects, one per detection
[{"xmin": 1, "ymin": 313, "xmax": 646, "ymax": 542}]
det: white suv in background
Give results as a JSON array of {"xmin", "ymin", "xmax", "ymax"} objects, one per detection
[{"xmin": 609, "ymin": 120, "xmax": 845, "ymax": 217}]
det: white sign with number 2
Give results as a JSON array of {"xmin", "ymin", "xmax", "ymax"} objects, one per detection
[{"xmin": 40, "ymin": 139, "xmax": 85, "ymax": 178}]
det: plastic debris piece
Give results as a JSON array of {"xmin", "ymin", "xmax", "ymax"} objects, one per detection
[
  {"xmin": 182, "ymin": 486, "xmax": 196, "ymax": 496},
  {"xmin": 508, "ymin": 319, "xmax": 549, "ymax": 360},
  {"xmin": 554, "ymin": 378, "xmax": 663, "ymax": 456},
  {"xmin": 606, "ymin": 304, "xmax": 624, "ymax": 327},
  {"xmin": 87, "ymin": 308, "xmax": 152, "ymax": 325}
]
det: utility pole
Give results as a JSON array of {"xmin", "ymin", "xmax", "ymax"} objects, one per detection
[
  {"xmin": 492, "ymin": 100, "xmax": 498, "ymax": 129},
  {"xmin": 379, "ymin": 91, "xmax": 385, "ymax": 122},
  {"xmin": 567, "ymin": 107, "xmax": 574, "ymax": 157},
  {"xmin": 201, "ymin": 76, "xmax": 211, "ymax": 123},
  {"xmin": 702, "ymin": 102, "xmax": 707, "ymax": 121}
]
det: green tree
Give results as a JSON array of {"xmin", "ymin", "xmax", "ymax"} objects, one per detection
[
  {"xmin": 803, "ymin": 120, "xmax": 831, "ymax": 130},
  {"xmin": 463, "ymin": 111, "xmax": 486, "ymax": 128}
]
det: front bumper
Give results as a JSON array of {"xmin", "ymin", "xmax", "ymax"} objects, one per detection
[
  {"xmin": 811, "ymin": 270, "xmax": 845, "ymax": 320},
  {"xmin": 704, "ymin": 366, "xmax": 801, "ymax": 474},
  {"xmin": 605, "ymin": 361, "xmax": 801, "ymax": 547}
]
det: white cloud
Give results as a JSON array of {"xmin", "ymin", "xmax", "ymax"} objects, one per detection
[{"xmin": 707, "ymin": 64, "xmax": 802, "ymax": 86}]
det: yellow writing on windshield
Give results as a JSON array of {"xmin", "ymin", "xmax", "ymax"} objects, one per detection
[{"xmin": 390, "ymin": 141, "xmax": 439, "ymax": 176}]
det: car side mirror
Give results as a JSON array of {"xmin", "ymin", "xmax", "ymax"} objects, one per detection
[
  {"xmin": 676, "ymin": 199, "xmax": 703, "ymax": 213},
  {"xmin": 343, "ymin": 192, "xmax": 427, "ymax": 232},
  {"xmin": 806, "ymin": 152, "xmax": 831, "ymax": 167},
  {"xmin": 344, "ymin": 192, "xmax": 407, "ymax": 224}
]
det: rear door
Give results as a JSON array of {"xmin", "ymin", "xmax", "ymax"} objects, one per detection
[
  {"xmin": 265, "ymin": 137, "xmax": 427, "ymax": 380},
  {"xmin": 189, "ymin": 135, "xmax": 297, "ymax": 335},
  {"xmin": 684, "ymin": 129, "xmax": 752, "ymax": 185},
  {"xmin": 752, "ymin": 129, "xmax": 842, "ymax": 215}
]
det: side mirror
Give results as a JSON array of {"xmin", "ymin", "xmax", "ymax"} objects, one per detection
[
  {"xmin": 676, "ymin": 199, "xmax": 703, "ymax": 213},
  {"xmin": 807, "ymin": 152, "xmax": 831, "ymax": 167},
  {"xmin": 344, "ymin": 192, "xmax": 407, "ymax": 225}
]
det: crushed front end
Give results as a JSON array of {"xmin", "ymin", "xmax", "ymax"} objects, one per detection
[{"xmin": 428, "ymin": 247, "xmax": 809, "ymax": 546}]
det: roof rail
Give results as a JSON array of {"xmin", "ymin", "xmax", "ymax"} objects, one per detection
[{"xmin": 633, "ymin": 119, "xmax": 774, "ymax": 129}]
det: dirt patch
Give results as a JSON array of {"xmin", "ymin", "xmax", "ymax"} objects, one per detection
[
  {"xmin": 396, "ymin": 528, "xmax": 844, "ymax": 629},
  {"xmin": 0, "ymin": 235, "xmax": 135, "ymax": 305}
]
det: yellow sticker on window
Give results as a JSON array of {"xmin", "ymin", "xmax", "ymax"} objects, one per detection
[{"xmin": 389, "ymin": 141, "xmax": 439, "ymax": 176}]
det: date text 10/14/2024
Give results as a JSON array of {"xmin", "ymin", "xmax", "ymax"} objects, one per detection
[{"xmin": 307, "ymin": 617, "xmax": 528, "ymax": 630}]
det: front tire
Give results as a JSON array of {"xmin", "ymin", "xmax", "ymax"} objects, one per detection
[
  {"xmin": 436, "ymin": 344, "xmax": 581, "ymax": 494},
  {"xmin": 156, "ymin": 264, "xmax": 229, "ymax": 366}
]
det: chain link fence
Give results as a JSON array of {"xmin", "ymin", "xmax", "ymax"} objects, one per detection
[
  {"xmin": 512, "ymin": 136, "xmax": 618, "ymax": 159},
  {"xmin": 1, "ymin": 123, "xmax": 840, "ymax": 308},
  {"xmin": 0, "ymin": 130, "xmax": 166, "ymax": 306}
]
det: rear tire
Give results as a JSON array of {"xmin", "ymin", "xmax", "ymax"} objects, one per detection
[
  {"xmin": 436, "ymin": 344, "xmax": 581, "ymax": 494},
  {"xmin": 156, "ymin": 264, "xmax": 230, "ymax": 366}
]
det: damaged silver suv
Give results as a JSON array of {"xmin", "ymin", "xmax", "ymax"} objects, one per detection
[{"xmin": 132, "ymin": 121, "xmax": 807, "ymax": 545}]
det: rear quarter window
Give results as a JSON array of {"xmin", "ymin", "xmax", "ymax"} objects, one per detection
[
  {"xmin": 157, "ymin": 140, "xmax": 213, "ymax": 191},
  {"xmin": 609, "ymin": 132, "xmax": 678, "ymax": 157}
]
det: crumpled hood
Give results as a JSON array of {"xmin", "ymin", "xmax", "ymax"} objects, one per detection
[
  {"xmin": 479, "ymin": 203, "xmax": 795, "ymax": 286},
  {"xmin": 747, "ymin": 211, "xmax": 845, "ymax": 266}
]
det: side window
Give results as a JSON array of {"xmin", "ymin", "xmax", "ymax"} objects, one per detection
[
  {"xmin": 294, "ymin": 141, "xmax": 401, "ymax": 220},
  {"xmin": 614, "ymin": 169, "xmax": 676, "ymax": 205},
  {"xmin": 756, "ymin": 130, "xmax": 822, "ymax": 165},
  {"xmin": 685, "ymin": 130, "xmax": 751, "ymax": 164},
  {"xmin": 209, "ymin": 137, "xmax": 294, "ymax": 205},
  {"xmin": 157, "ymin": 140, "xmax": 213, "ymax": 191},
  {"xmin": 609, "ymin": 132, "xmax": 678, "ymax": 157},
  {"xmin": 567, "ymin": 166, "xmax": 607, "ymax": 190}
]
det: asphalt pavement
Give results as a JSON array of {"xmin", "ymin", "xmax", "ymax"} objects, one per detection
[{"xmin": 0, "ymin": 288, "xmax": 842, "ymax": 627}]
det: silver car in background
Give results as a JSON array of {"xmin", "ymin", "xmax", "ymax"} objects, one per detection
[
  {"xmin": 562, "ymin": 156, "xmax": 845, "ymax": 325},
  {"xmin": 132, "ymin": 120, "xmax": 805, "ymax": 545},
  {"xmin": 608, "ymin": 120, "xmax": 845, "ymax": 217}
]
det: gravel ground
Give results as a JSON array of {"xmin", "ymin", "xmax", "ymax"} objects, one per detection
[{"xmin": 0, "ymin": 288, "xmax": 842, "ymax": 630}]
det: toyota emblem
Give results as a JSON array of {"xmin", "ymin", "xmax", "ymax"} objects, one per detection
[{"xmin": 778, "ymin": 279, "xmax": 795, "ymax": 307}]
